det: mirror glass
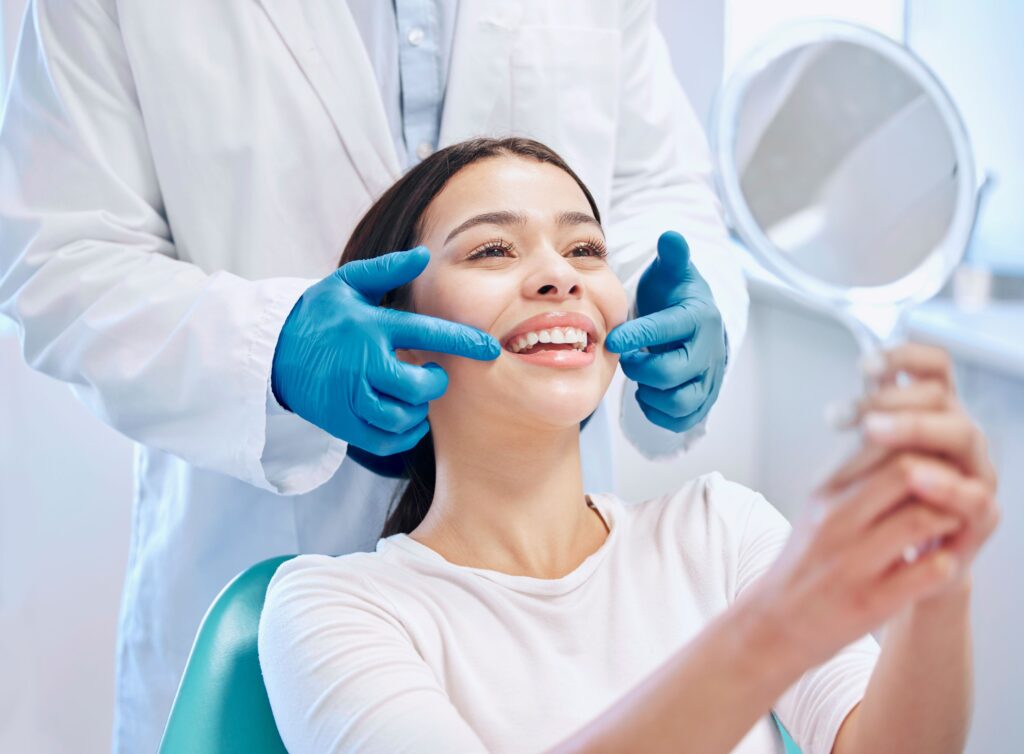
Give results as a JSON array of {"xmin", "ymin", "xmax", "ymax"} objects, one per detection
[
  {"xmin": 737, "ymin": 40, "xmax": 956, "ymax": 288},
  {"xmin": 713, "ymin": 22, "xmax": 978, "ymax": 339}
]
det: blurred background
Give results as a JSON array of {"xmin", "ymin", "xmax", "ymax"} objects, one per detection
[{"xmin": 1, "ymin": 0, "xmax": 1021, "ymax": 751}]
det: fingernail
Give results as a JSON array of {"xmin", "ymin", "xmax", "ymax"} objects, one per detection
[
  {"xmin": 824, "ymin": 400, "xmax": 858, "ymax": 429},
  {"xmin": 860, "ymin": 351, "xmax": 887, "ymax": 378},
  {"xmin": 863, "ymin": 412, "xmax": 896, "ymax": 438}
]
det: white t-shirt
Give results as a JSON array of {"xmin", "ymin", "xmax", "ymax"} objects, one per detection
[{"xmin": 258, "ymin": 473, "xmax": 880, "ymax": 754}]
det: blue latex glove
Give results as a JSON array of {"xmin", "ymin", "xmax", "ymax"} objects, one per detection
[
  {"xmin": 605, "ymin": 231, "xmax": 727, "ymax": 433},
  {"xmin": 271, "ymin": 246, "xmax": 500, "ymax": 456}
]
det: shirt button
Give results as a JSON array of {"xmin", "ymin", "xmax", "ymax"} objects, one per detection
[
  {"xmin": 416, "ymin": 142, "xmax": 434, "ymax": 160},
  {"xmin": 407, "ymin": 27, "xmax": 425, "ymax": 46}
]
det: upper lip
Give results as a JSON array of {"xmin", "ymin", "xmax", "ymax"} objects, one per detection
[{"xmin": 501, "ymin": 311, "xmax": 599, "ymax": 350}]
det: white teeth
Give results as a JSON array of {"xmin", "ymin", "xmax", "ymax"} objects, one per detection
[{"xmin": 508, "ymin": 326, "xmax": 590, "ymax": 353}]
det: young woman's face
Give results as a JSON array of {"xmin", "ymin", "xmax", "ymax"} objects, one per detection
[{"xmin": 402, "ymin": 155, "xmax": 628, "ymax": 433}]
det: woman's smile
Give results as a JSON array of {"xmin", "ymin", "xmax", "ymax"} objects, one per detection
[{"xmin": 501, "ymin": 310, "xmax": 599, "ymax": 368}]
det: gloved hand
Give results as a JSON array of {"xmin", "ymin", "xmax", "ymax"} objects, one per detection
[
  {"xmin": 605, "ymin": 231, "xmax": 727, "ymax": 433},
  {"xmin": 271, "ymin": 246, "xmax": 500, "ymax": 456}
]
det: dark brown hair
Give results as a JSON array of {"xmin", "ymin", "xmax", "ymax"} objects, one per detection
[{"xmin": 338, "ymin": 137, "xmax": 601, "ymax": 538}]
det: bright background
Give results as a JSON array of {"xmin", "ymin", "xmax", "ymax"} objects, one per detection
[{"xmin": 2, "ymin": 1, "xmax": 1022, "ymax": 752}]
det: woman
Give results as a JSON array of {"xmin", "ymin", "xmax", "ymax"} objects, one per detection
[{"xmin": 258, "ymin": 138, "xmax": 999, "ymax": 753}]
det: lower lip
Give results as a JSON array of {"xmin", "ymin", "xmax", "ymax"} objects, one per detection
[{"xmin": 504, "ymin": 343, "xmax": 597, "ymax": 368}]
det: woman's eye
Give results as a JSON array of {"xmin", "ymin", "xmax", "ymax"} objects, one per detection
[
  {"xmin": 466, "ymin": 242, "xmax": 516, "ymax": 264},
  {"xmin": 568, "ymin": 242, "xmax": 608, "ymax": 258},
  {"xmin": 467, "ymin": 242, "xmax": 512, "ymax": 260}
]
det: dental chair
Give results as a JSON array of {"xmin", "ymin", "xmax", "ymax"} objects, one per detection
[
  {"xmin": 158, "ymin": 555, "xmax": 803, "ymax": 754},
  {"xmin": 158, "ymin": 555, "xmax": 295, "ymax": 754}
]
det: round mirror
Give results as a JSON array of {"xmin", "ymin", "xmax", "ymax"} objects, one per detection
[{"xmin": 712, "ymin": 22, "xmax": 978, "ymax": 346}]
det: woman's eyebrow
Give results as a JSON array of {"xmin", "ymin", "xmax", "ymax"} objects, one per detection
[
  {"xmin": 444, "ymin": 209, "xmax": 602, "ymax": 244},
  {"xmin": 557, "ymin": 211, "xmax": 604, "ymax": 236},
  {"xmin": 445, "ymin": 211, "xmax": 526, "ymax": 244}
]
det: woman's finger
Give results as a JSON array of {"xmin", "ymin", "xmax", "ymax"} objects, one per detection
[
  {"xmin": 859, "ymin": 379, "xmax": 952, "ymax": 415},
  {"xmin": 847, "ymin": 501, "xmax": 963, "ymax": 579},
  {"xmin": 818, "ymin": 441, "xmax": 891, "ymax": 494},
  {"xmin": 818, "ymin": 452, "xmax": 932, "ymax": 539},
  {"xmin": 825, "ymin": 379, "xmax": 953, "ymax": 431},
  {"xmin": 867, "ymin": 544, "xmax": 960, "ymax": 617},
  {"xmin": 862, "ymin": 410, "xmax": 993, "ymax": 482},
  {"xmin": 908, "ymin": 464, "xmax": 1001, "ymax": 564},
  {"xmin": 899, "ymin": 458, "xmax": 994, "ymax": 525},
  {"xmin": 865, "ymin": 343, "xmax": 956, "ymax": 387}
]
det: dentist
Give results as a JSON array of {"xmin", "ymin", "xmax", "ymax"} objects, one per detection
[{"xmin": 0, "ymin": 1, "xmax": 747, "ymax": 752}]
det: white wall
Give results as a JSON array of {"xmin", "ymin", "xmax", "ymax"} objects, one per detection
[
  {"xmin": 2, "ymin": 3, "xmax": 133, "ymax": 752},
  {"xmin": 656, "ymin": 0, "xmax": 724, "ymax": 126},
  {"xmin": 0, "ymin": 334, "xmax": 133, "ymax": 753}
]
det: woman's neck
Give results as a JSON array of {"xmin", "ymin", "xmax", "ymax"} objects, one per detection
[{"xmin": 408, "ymin": 412, "xmax": 608, "ymax": 579}]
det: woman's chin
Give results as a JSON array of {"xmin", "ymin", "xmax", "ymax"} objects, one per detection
[
  {"xmin": 507, "ymin": 394, "xmax": 602, "ymax": 431},
  {"xmin": 500, "ymin": 370, "xmax": 610, "ymax": 425}
]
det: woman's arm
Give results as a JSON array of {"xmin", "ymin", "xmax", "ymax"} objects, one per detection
[
  {"xmin": 561, "ymin": 344, "xmax": 996, "ymax": 754},
  {"xmin": 835, "ymin": 580, "xmax": 972, "ymax": 754},
  {"xmin": 548, "ymin": 588, "xmax": 808, "ymax": 754}
]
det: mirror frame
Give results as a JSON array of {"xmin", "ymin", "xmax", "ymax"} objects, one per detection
[{"xmin": 711, "ymin": 21, "xmax": 978, "ymax": 309}]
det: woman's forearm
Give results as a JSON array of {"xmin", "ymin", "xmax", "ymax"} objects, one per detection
[
  {"xmin": 837, "ymin": 579, "xmax": 973, "ymax": 754},
  {"xmin": 547, "ymin": 592, "xmax": 807, "ymax": 754}
]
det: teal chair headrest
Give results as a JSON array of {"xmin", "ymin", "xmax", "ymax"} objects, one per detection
[{"xmin": 159, "ymin": 555, "xmax": 296, "ymax": 754}]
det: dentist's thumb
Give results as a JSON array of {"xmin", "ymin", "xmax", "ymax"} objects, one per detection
[{"xmin": 651, "ymin": 231, "xmax": 693, "ymax": 286}]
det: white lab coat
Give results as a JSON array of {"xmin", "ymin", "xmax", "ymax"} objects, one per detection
[{"xmin": 0, "ymin": 0, "xmax": 748, "ymax": 751}]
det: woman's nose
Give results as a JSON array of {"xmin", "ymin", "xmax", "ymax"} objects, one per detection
[{"xmin": 523, "ymin": 252, "xmax": 583, "ymax": 301}]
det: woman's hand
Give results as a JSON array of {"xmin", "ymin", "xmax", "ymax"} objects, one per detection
[
  {"xmin": 836, "ymin": 342, "xmax": 999, "ymax": 592},
  {"xmin": 749, "ymin": 343, "xmax": 999, "ymax": 669}
]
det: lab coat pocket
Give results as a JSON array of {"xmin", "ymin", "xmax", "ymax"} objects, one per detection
[{"xmin": 510, "ymin": 26, "xmax": 622, "ymax": 214}]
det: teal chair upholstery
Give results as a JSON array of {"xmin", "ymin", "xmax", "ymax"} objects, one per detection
[
  {"xmin": 775, "ymin": 712, "xmax": 802, "ymax": 753},
  {"xmin": 159, "ymin": 555, "xmax": 295, "ymax": 754},
  {"xmin": 159, "ymin": 553, "xmax": 802, "ymax": 753}
]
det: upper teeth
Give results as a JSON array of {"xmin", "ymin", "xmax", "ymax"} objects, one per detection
[{"xmin": 508, "ymin": 327, "xmax": 589, "ymax": 353}]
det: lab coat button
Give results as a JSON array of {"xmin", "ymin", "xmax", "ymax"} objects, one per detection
[
  {"xmin": 407, "ymin": 27, "xmax": 425, "ymax": 46},
  {"xmin": 416, "ymin": 142, "xmax": 434, "ymax": 160}
]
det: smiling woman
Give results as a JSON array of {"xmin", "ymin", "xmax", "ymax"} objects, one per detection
[
  {"xmin": 338, "ymin": 137, "xmax": 628, "ymax": 539},
  {"xmin": 258, "ymin": 137, "xmax": 990, "ymax": 754}
]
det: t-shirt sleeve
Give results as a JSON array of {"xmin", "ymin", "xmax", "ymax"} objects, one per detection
[
  {"xmin": 258, "ymin": 556, "xmax": 489, "ymax": 754},
  {"xmin": 733, "ymin": 484, "xmax": 881, "ymax": 754}
]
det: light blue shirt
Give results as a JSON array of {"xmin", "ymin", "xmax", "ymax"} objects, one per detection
[{"xmin": 347, "ymin": 0, "xmax": 459, "ymax": 170}]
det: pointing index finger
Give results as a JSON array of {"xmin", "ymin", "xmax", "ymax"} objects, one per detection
[
  {"xmin": 385, "ymin": 309, "xmax": 501, "ymax": 360},
  {"xmin": 605, "ymin": 305, "xmax": 698, "ymax": 354}
]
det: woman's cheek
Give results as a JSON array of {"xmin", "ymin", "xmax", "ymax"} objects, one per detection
[
  {"xmin": 601, "ymin": 279, "xmax": 630, "ymax": 332},
  {"xmin": 432, "ymin": 277, "xmax": 506, "ymax": 334}
]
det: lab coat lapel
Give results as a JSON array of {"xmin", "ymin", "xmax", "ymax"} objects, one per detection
[
  {"xmin": 439, "ymin": 0, "xmax": 524, "ymax": 145},
  {"xmin": 257, "ymin": 0, "xmax": 400, "ymax": 197}
]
